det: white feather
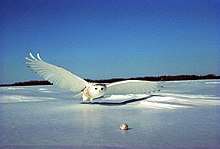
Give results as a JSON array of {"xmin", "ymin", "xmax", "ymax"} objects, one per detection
[
  {"xmin": 25, "ymin": 53, "xmax": 87, "ymax": 92},
  {"xmin": 105, "ymin": 80, "xmax": 158, "ymax": 95},
  {"xmin": 29, "ymin": 52, "xmax": 37, "ymax": 60},
  {"xmin": 37, "ymin": 53, "xmax": 42, "ymax": 61}
]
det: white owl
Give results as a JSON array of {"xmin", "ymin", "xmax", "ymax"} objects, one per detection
[{"xmin": 25, "ymin": 53, "xmax": 159, "ymax": 101}]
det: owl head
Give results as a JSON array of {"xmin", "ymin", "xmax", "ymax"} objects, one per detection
[{"xmin": 87, "ymin": 83, "xmax": 107, "ymax": 99}]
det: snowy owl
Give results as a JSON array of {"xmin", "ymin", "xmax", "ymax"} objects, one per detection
[{"xmin": 25, "ymin": 53, "xmax": 159, "ymax": 101}]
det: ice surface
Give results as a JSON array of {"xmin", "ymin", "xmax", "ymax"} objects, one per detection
[{"xmin": 0, "ymin": 80, "xmax": 220, "ymax": 149}]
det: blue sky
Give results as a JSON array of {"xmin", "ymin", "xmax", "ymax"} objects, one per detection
[{"xmin": 1, "ymin": 0, "xmax": 220, "ymax": 84}]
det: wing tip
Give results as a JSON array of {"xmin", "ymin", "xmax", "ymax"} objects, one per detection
[
  {"xmin": 37, "ymin": 53, "xmax": 42, "ymax": 61},
  {"xmin": 29, "ymin": 52, "xmax": 36, "ymax": 60},
  {"xmin": 26, "ymin": 52, "xmax": 42, "ymax": 61}
]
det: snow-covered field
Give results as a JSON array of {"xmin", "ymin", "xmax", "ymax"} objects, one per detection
[{"xmin": 1, "ymin": 79, "xmax": 220, "ymax": 149}]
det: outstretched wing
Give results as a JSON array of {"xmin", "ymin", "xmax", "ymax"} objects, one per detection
[
  {"xmin": 25, "ymin": 53, "xmax": 87, "ymax": 92},
  {"xmin": 105, "ymin": 80, "xmax": 159, "ymax": 95}
]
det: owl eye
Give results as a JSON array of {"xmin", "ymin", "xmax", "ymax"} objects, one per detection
[
  {"xmin": 101, "ymin": 88, "xmax": 104, "ymax": 90},
  {"xmin": 95, "ymin": 88, "xmax": 98, "ymax": 90}
]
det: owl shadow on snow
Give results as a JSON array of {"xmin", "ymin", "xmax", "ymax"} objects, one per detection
[{"xmin": 81, "ymin": 95, "xmax": 161, "ymax": 106}]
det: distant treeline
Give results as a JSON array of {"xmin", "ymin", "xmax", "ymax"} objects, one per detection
[
  {"xmin": 0, "ymin": 80, "xmax": 52, "ymax": 87},
  {"xmin": 0, "ymin": 74, "xmax": 219, "ymax": 87},
  {"xmin": 87, "ymin": 74, "xmax": 220, "ymax": 83}
]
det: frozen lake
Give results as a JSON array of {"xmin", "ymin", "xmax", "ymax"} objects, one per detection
[{"xmin": 1, "ymin": 79, "xmax": 220, "ymax": 149}]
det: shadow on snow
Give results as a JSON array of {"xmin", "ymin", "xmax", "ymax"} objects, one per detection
[{"xmin": 80, "ymin": 95, "xmax": 159, "ymax": 106}]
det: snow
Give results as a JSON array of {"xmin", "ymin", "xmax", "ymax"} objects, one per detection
[{"xmin": 0, "ymin": 79, "xmax": 220, "ymax": 149}]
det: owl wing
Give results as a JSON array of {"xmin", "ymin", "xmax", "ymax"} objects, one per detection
[
  {"xmin": 105, "ymin": 80, "xmax": 159, "ymax": 95},
  {"xmin": 25, "ymin": 53, "xmax": 88, "ymax": 92}
]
